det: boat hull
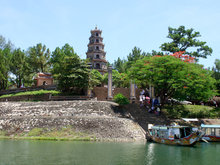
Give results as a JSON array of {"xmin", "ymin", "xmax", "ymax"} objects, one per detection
[
  {"xmin": 202, "ymin": 135, "xmax": 220, "ymax": 142},
  {"xmin": 151, "ymin": 132, "xmax": 199, "ymax": 146}
]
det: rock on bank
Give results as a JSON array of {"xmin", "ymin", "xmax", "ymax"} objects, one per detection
[{"xmin": 0, "ymin": 101, "xmax": 146, "ymax": 141}]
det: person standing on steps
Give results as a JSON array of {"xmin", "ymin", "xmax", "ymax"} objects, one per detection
[{"xmin": 139, "ymin": 89, "xmax": 145, "ymax": 107}]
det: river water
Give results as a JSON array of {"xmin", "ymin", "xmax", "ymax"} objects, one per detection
[{"xmin": 0, "ymin": 140, "xmax": 219, "ymax": 165}]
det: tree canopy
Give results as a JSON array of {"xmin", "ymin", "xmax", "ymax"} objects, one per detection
[
  {"xmin": 103, "ymin": 70, "xmax": 129, "ymax": 88},
  {"xmin": 10, "ymin": 48, "xmax": 27, "ymax": 88},
  {"xmin": 27, "ymin": 43, "xmax": 50, "ymax": 73},
  {"xmin": 212, "ymin": 59, "xmax": 220, "ymax": 95},
  {"xmin": 88, "ymin": 69, "xmax": 103, "ymax": 89},
  {"xmin": 160, "ymin": 26, "xmax": 212, "ymax": 59},
  {"xmin": 129, "ymin": 55, "xmax": 216, "ymax": 105},
  {"xmin": 113, "ymin": 46, "xmax": 148, "ymax": 73},
  {"xmin": 51, "ymin": 44, "xmax": 90, "ymax": 92}
]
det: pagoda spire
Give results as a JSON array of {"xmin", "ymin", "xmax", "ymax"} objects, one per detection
[{"xmin": 86, "ymin": 27, "xmax": 107, "ymax": 75}]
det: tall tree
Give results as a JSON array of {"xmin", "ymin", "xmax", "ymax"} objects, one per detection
[
  {"xmin": 160, "ymin": 26, "xmax": 212, "ymax": 59},
  {"xmin": 51, "ymin": 44, "xmax": 89, "ymax": 92},
  {"xmin": 129, "ymin": 55, "xmax": 216, "ymax": 105},
  {"xmin": 0, "ymin": 35, "xmax": 14, "ymax": 50},
  {"xmin": 0, "ymin": 48, "xmax": 12, "ymax": 90},
  {"xmin": 27, "ymin": 43, "xmax": 50, "ymax": 73},
  {"xmin": 10, "ymin": 48, "xmax": 28, "ymax": 88},
  {"xmin": 112, "ymin": 57, "xmax": 127, "ymax": 73},
  {"xmin": 126, "ymin": 47, "xmax": 147, "ymax": 68},
  {"xmin": 146, "ymin": 50, "xmax": 164, "ymax": 56},
  {"xmin": 212, "ymin": 59, "xmax": 220, "ymax": 94}
]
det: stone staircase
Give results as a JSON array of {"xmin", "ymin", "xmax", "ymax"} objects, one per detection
[{"xmin": 126, "ymin": 104, "xmax": 171, "ymax": 132}]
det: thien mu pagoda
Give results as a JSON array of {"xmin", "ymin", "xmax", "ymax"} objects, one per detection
[{"xmin": 86, "ymin": 27, "xmax": 107, "ymax": 75}]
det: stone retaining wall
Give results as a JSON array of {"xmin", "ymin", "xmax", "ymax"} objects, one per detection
[{"xmin": 0, "ymin": 101, "xmax": 146, "ymax": 141}]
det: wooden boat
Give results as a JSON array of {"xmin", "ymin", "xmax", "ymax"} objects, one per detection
[
  {"xmin": 201, "ymin": 124, "xmax": 220, "ymax": 142},
  {"xmin": 148, "ymin": 125, "xmax": 201, "ymax": 146}
]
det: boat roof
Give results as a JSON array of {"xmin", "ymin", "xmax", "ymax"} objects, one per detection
[
  {"xmin": 151, "ymin": 125, "xmax": 190, "ymax": 130},
  {"xmin": 182, "ymin": 118, "xmax": 198, "ymax": 122},
  {"xmin": 201, "ymin": 124, "xmax": 220, "ymax": 128}
]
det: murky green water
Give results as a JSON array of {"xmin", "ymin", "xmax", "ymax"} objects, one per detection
[{"xmin": 0, "ymin": 140, "xmax": 219, "ymax": 165}]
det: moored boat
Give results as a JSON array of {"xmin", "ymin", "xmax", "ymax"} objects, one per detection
[
  {"xmin": 148, "ymin": 125, "xmax": 201, "ymax": 146},
  {"xmin": 201, "ymin": 124, "xmax": 220, "ymax": 142}
]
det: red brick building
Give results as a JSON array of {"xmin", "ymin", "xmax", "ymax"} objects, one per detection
[{"xmin": 34, "ymin": 72, "xmax": 53, "ymax": 86}]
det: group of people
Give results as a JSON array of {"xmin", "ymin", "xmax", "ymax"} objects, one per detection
[{"xmin": 139, "ymin": 89, "xmax": 161, "ymax": 115}]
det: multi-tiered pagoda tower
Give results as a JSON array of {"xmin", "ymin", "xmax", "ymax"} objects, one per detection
[{"xmin": 86, "ymin": 27, "xmax": 107, "ymax": 74}]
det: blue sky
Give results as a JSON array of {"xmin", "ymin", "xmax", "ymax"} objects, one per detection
[{"xmin": 0, "ymin": 0, "xmax": 219, "ymax": 68}]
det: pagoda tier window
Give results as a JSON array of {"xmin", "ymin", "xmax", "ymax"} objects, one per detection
[
  {"xmin": 96, "ymin": 46, "xmax": 99, "ymax": 50},
  {"xmin": 96, "ymin": 54, "xmax": 100, "ymax": 59},
  {"xmin": 96, "ymin": 63, "xmax": 101, "ymax": 69},
  {"xmin": 96, "ymin": 39, "xmax": 99, "ymax": 43},
  {"xmin": 96, "ymin": 33, "xmax": 98, "ymax": 36}
]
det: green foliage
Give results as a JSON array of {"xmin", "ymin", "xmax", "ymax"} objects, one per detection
[
  {"xmin": 0, "ymin": 90, "xmax": 60, "ymax": 98},
  {"xmin": 28, "ymin": 128, "xmax": 44, "ymax": 136},
  {"xmin": 163, "ymin": 105, "xmax": 220, "ymax": 118},
  {"xmin": 129, "ymin": 55, "xmax": 216, "ymax": 104},
  {"xmin": 160, "ymin": 26, "xmax": 212, "ymax": 59},
  {"xmin": 126, "ymin": 46, "xmax": 147, "ymax": 70},
  {"xmin": 112, "ymin": 47, "xmax": 149, "ymax": 73},
  {"xmin": 51, "ymin": 44, "xmax": 89, "ymax": 92},
  {"xmin": 113, "ymin": 93, "xmax": 129, "ymax": 106},
  {"xmin": 27, "ymin": 43, "xmax": 50, "ymax": 73},
  {"xmin": 0, "ymin": 130, "xmax": 6, "ymax": 136},
  {"xmin": 0, "ymin": 35, "xmax": 13, "ymax": 90},
  {"xmin": 0, "ymin": 47, "xmax": 12, "ymax": 90},
  {"xmin": 112, "ymin": 57, "xmax": 127, "ymax": 73},
  {"xmin": 10, "ymin": 48, "xmax": 28, "ymax": 88},
  {"xmin": 88, "ymin": 69, "xmax": 103, "ymax": 89},
  {"xmin": 212, "ymin": 59, "xmax": 220, "ymax": 94},
  {"xmin": 103, "ymin": 70, "xmax": 130, "ymax": 88},
  {"xmin": 0, "ymin": 35, "xmax": 14, "ymax": 50},
  {"xmin": 146, "ymin": 50, "xmax": 164, "ymax": 56}
]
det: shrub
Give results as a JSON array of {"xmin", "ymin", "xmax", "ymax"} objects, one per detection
[{"xmin": 113, "ymin": 93, "xmax": 129, "ymax": 106}]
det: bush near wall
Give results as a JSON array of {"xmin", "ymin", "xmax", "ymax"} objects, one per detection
[
  {"xmin": 92, "ymin": 87, "xmax": 142, "ymax": 101},
  {"xmin": 113, "ymin": 93, "xmax": 129, "ymax": 106}
]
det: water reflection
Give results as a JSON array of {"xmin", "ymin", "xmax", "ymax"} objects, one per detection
[
  {"xmin": 0, "ymin": 140, "xmax": 219, "ymax": 165},
  {"xmin": 145, "ymin": 143, "xmax": 155, "ymax": 165}
]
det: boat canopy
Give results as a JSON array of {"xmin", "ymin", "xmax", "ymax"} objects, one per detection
[
  {"xmin": 152, "ymin": 126, "xmax": 168, "ymax": 130},
  {"xmin": 151, "ymin": 125, "xmax": 190, "ymax": 130},
  {"xmin": 201, "ymin": 124, "xmax": 220, "ymax": 128},
  {"xmin": 182, "ymin": 118, "xmax": 198, "ymax": 122}
]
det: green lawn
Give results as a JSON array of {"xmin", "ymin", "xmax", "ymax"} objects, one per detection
[
  {"xmin": 0, "ymin": 90, "xmax": 60, "ymax": 98},
  {"xmin": 162, "ymin": 104, "xmax": 220, "ymax": 118}
]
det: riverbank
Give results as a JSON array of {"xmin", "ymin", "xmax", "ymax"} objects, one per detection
[
  {"xmin": 0, "ymin": 126, "xmax": 94, "ymax": 141},
  {"xmin": 0, "ymin": 101, "xmax": 146, "ymax": 142}
]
